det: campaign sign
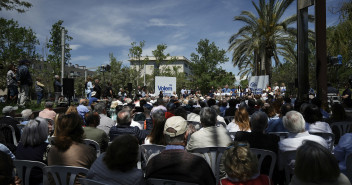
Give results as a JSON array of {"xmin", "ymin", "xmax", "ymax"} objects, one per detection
[
  {"xmin": 248, "ymin": 75, "xmax": 269, "ymax": 95},
  {"xmin": 155, "ymin": 76, "xmax": 176, "ymax": 97}
]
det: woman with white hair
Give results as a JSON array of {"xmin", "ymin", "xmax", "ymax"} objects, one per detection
[
  {"xmin": 15, "ymin": 117, "xmax": 49, "ymax": 185},
  {"xmin": 20, "ymin": 109, "xmax": 33, "ymax": 125}
]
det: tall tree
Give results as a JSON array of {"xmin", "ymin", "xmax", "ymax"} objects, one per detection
[
  {"xmin": 190, "ymin": 39, "xmax": 233, "ymax": 93},
  {"xmin": 229, "ymin": 0, "xmax": 300, "ymax": 84},
  {"xmin": 0, "ymin": 18, "xmax": 39, "ymax": 89},
  {"xmin": 0, "ymin": 0, "xmax": 32, "ymax": 13},
  {"xmin": 152, "ymin": 44, "xmax": 169, "ymax": 76},
  {"xmin": 128, "ymin": 40, "xmax": 145, "ymax": 86},
  {"xmin": 46, "ymin": 20, "xmax": 73, "ymax": 77}
]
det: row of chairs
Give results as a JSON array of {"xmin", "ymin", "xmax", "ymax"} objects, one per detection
[{"xmin": 12, "ymin": 147, "xmax": 352, "ymax": 185}]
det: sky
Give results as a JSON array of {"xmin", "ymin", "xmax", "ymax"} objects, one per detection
[{"xmin": 0, "ymin": 0, "xmax": 343, "ymax": 81}]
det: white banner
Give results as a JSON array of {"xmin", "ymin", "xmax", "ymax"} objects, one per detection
[
  {"xmin": 155, "ymin": 76, "xmax": 176, "ymax": 97},
  {"xmin": 248, "ymin": 75, "xmax": 269, "ymax": 95}
]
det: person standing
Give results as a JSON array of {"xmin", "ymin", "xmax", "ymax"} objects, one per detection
[
  {"xmin": 93, "ymin": 79, "xmax": 102, "ymax": 99},
  {"xmin": 17, "ymin": 59, "xmax": 32, "ymax": 108},
  {"xmin": 7, "ymin": 64, "xmax": 18, "ymax": 104},
  {"xmin": 53, "ymin": 75, "xmax": 62, "ymax": 105},
  {"xmin": 35, "ymin": 77, "xmax": 45, "ymax": 105},
  {"xmin": 85, "ymin": 77, "xmax": 94, "ymax": 99},
  {"xmin": 342, "ymin": 82, "xmax": 352, "ymax": 108}
]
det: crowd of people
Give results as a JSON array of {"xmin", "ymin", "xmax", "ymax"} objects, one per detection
[{"xmin": 0, "ymin": 79, "xmax": 351, "ymax": 185}]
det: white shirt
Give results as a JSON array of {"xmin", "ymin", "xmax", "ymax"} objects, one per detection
[
  {"xmin": 279, "ymin": 131, "xmax": 328, "ymax": 152},
  {"xmin": 305, "ymin": 121, "xmax": 332, "ymax": 133},
  {"xmin": 131, "ymin": 120, "xmax": 143, "ymax": 130},
  {"xmin": 226, "ymin": 122, "xmax": 251, "ymax": 132}
]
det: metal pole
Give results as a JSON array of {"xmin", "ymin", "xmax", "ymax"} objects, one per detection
[
  {"xmin": 297, "ymin": 0, "xmax": 311, "ymax": 101},
  {"xmin": 316, "ymin": 0, "xmax": 327, "ymax": 109},
  {"xmin": 143, "ymin": 63, "xmax": 146, "ymax": 86},
  {"xmin": 61, "ymin": 28, "xmax": 65, "ymax": 95}
]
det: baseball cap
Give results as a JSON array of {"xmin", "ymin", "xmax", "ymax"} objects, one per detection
[
  {"xmin": 2, "ymin": 106, "xmax": 18, "ymax": 114},
  {"xmin": 164, "ymin": 116, "xmax": 187, "ymax": 137}
]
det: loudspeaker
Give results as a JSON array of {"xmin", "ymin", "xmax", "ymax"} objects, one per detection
[
  {"xmin": 63, "ymin": 78, "xmax": 74, "ymax": 97},
  {"xmin": 127, "ymin": 83, "xmax": 132, "ymax": 92}
]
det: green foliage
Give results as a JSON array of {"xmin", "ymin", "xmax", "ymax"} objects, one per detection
[
  {"xmin": 0, "ymin": 18, "xmax": 39, "ymax": 89},
  {"xmin": 46, "ymin": 20, "xmax": 73, "ymax": 77},
  {"xmin": 152, "ymin": 44, "xmax": 170, "ymax": 76},
  {"xmin": 229, "ymin": 0, "xmax": 298, "ymax": 83},
  {"xmin": 327, "ymin": 1, "xmax": 352, "ymax": 88},
  {"xmin": 190, "ymin": 39, "xmax": 233, "ymax": 94},
  {"xmin": 240, "ymin": 79, "xmax": 248, "ymax": 88},
  {"xmin": 0, "ymin": 0, "xmax": 32, "ymax": 13},
  {"xmin": 128, "ymin": 41, "xmax": 145, "ymax": 86}
]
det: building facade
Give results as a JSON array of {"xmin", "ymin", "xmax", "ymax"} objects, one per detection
[{"xmin": 129, "ymin": 56, "xmax": 192, "ymax": 77}]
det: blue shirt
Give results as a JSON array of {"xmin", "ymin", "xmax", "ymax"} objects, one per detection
[
  {"xmin": 77, "ymin": 104, "xmax": 89, "ymax": 123},
  {"xmin": 0, "ymin": 143, "xmax": 15, "ymax": 160},
  {"xmin": 334, "ymin": 133, "xmax": 352, "ymax": 172},
  {"xmin": 265, "ymin": 118, "xmax": 288, "ymax": 133},
  {"xmin": 222, "ymin": 88, "xmax": 231, "ymax": 93}
]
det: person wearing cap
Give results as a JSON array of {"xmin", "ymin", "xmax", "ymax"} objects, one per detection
[
  {"xmin": 186, "ymin": 107, "xmax": 232, "ymax": 151},
  {"xmin": 145, "ymin": 116, "xmax": 216, "ymax": 185},
  {"xmin": 53, "ymin": 75, "xmax": 62, "ymax": 106},
  {"xmin": 0, "ymin": 106, "xmax": 21, "ymax": 152},
  {"xmin": 16, "ymin": 59, "xmax": 32, "ymax": 107}
]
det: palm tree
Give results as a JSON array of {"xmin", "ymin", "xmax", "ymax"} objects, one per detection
[{"xmin": 229, "ymin": 0, "xmax": 297, "ymax": 83}]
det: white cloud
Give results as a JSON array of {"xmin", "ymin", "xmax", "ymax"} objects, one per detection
[
  {"xmin": 71, "ymin": 55, "xmax": 92, "ymax": 62},
  {"xmin": 147, "ymin": 18, "xmax": 185, "ymax": 27},
  {"xmin": 70, "ymin": 44, "xmax": 81, "ymax": 50}
]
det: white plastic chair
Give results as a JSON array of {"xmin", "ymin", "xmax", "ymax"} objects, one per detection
[
  {"xmin": 13, "ymin": 160, "xmax": 47, "ymax": 185},
  {"xmin": 0, "ymin": 124, "xmax": 18, "ymax": 146},
  {"xmin": 43, "ymin": 165, "xmax": 89, "ymax": 185},
  {"xmin": 78, "ymin": 178, "xmax": 108, "ymax": 185},
  {"xmin": 83, "ymin": 139, "xmax": 101, "ymax": 157},
  {"xmin": 147, "ymin": 178, "xmax": 198, "ymax": 185},
  {"xmin": 140, "ymin": 144, "xmax": 166, "ymax": 164},
  {"xmin": 309, "ymin": 132, "xmax": 335, "ymax": 152},
  {"xmin": 250, "ymin": 148, "xmax": 277, "ymax": 179},
  {"xmin": 189, "ymin": 147, "xmax": 227, "ymax": 183}
]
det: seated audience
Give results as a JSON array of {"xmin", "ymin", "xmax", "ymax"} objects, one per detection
[
  {"xmin": 303, "ymin": 104, "xmax": 332, "ymax": 133},
  {"xmin": 290, "ymin": 140, "xmax": 351, "ymax": 185},
  {"xmin": 77, "ymin": 99, "xmax": 90, "ymax": 123},
  {"xmin": 145, "ymin": 116, "xmax": 215, "ymax": 185},
  {"xmin": 279, "ymin": 111, "xmax": 328, "ymax": 152},
  {"xmin": 212, "ymin": 105, "xmax": 226, "ymax": 124},
  {"xmin": 224, "ymin": 99, "xmax": 237, "ymax": 117},
  {"xmin": 38, "ymin": 101, "xmax": 56, "ymax": 121},
  {"xmin": 227, "ymin": 107, "xmax": 251, "ymax": 132},
  {"xmin": 109, "ymin": 110, "xmax": 145, "ymax": 143},
  {"xmin": 186, "ymin": 107, "xmax": 232, "ymax": 151},
  {"xmin": 0, "ymin": 106, "xmax": 21, "ymax": 153},
  {"xmin": 220, "ymin": 142, "xmax": 272, "ymax": 185},
  {"xmin": 15, "ymin": 118, "xmax": 49, "ymax": 185},
  {"xmin": 95, "ymin": 103, "xmax": 115, "ymax": 135},
  {"xmin": 87, "ymin": 134, "xmax": 145, "ymax": 185},
  {"xmin": 334, "ymin": 132, "xmax": 352, "ymax": 174},
  {"xmin": 144, "ymin": 110, "xmax": 166, "ymax": 145},
  {"xmin": 187, "ymin": 107, "xmax": 201, "ymax": 123},
  {"xmin": 0, "ymin": 151, "xmax": 21, "ymax": 185},
  {"xmin": 20, "ymin": 109, "xmax": 33, "ymax": 125},
  {"xmin": 235, "ymin": 111, "xmax": 280, "ymax": 154},
  {"xmin": 48, "ymin": 113, "xmax": 96, "ymax": 169},
  {"xmin": 83, "ymin": 112, "xmax": 109, "ymax": 152},
  {"xmin": 265, "ymin": 103, "xmax": 292, "ymax": 133}
]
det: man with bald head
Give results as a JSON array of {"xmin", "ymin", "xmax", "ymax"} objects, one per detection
[
  {"xmin": 109, "ymin": 109, "xmax": 145, "ymax": 143},
  {"xmin": 77, "ymin": 98, "xmax": 89, "ymax": 123}
]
